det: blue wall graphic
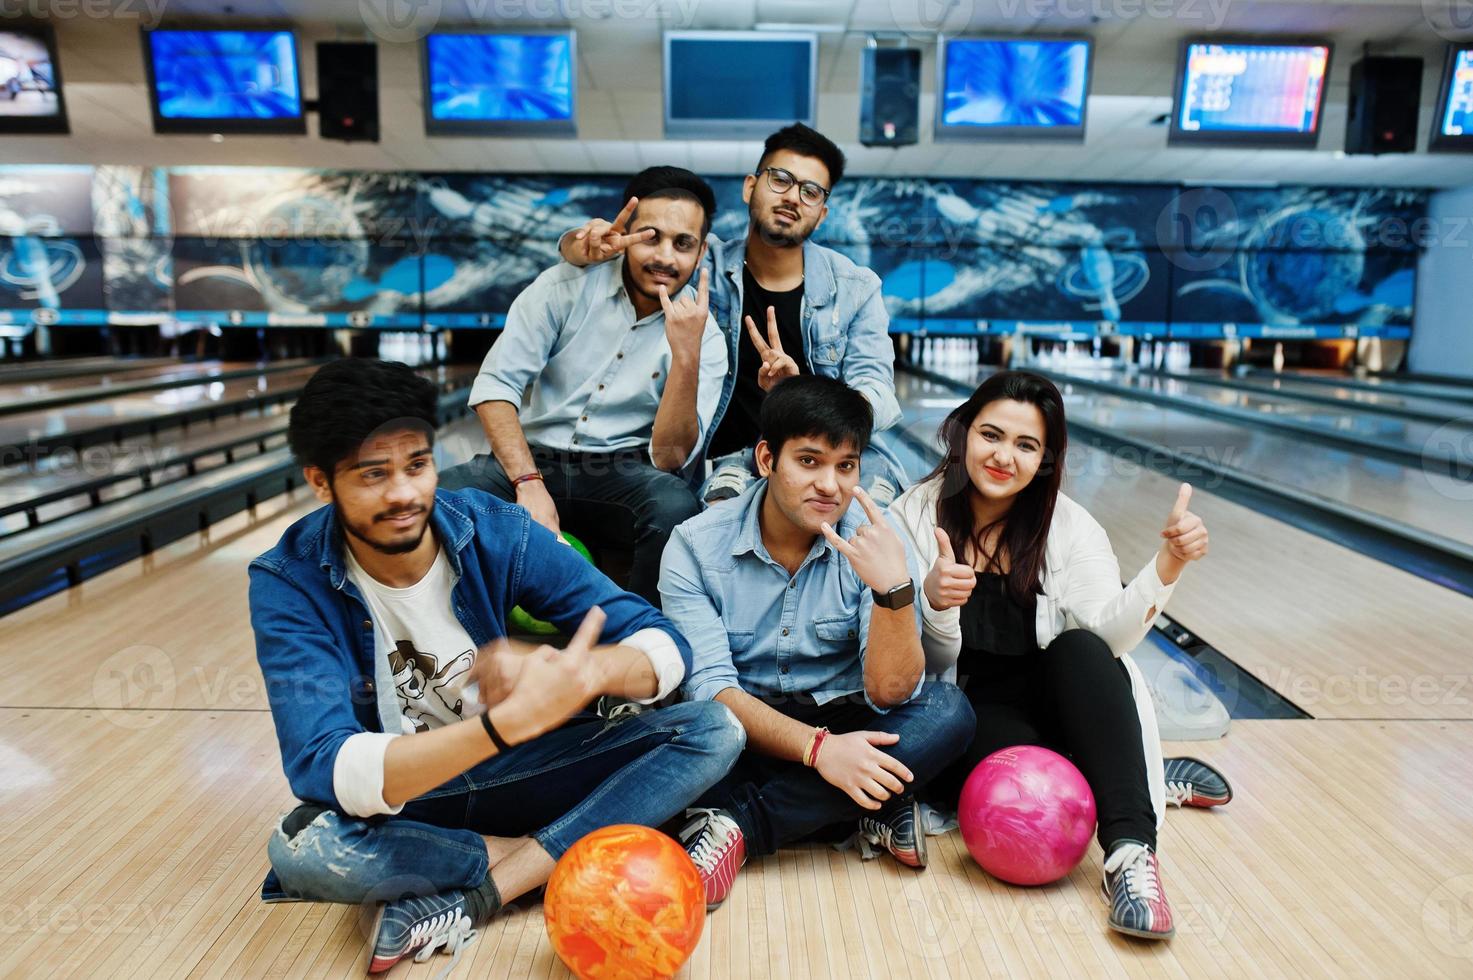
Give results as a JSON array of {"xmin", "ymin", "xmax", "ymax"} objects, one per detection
[{"xmin": 0, "ymin": 164, "xmax": 1427, "ymax": 340}]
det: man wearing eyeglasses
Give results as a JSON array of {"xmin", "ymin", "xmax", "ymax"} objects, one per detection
[{"xmin": 560, "ymin": 124, "xmax": 904, "ymax": 508}]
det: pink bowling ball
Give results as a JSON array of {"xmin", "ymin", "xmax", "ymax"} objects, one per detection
[{"xmin": 958, "ymin": 745, "xmax": 1097, "ymax": 886}]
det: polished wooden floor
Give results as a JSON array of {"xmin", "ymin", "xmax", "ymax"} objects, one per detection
[{"xmin": 3, "ymin": 473, "xmax": 1472, "ymax": 978}]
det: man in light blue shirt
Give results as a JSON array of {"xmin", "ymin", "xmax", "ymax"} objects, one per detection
[
  {"xmin": 659, "ymin": 376, "xmax": 973, "ymax": 907},
  {"xmin": 441, "ymin": 167, "xmax": 728, "ymax": 603}
]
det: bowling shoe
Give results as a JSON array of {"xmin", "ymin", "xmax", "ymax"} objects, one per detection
[
  {"xmin": 1163, "ymin": 757, "xmax": 1233, "ymax": 808},
  {"xmin": 858, "ymin": 795, "xmax": 927, "ymax": 869},
  {"xmin": 1102, "ymin": 842, "xmax": 1175, "ymax": 940},
  {"xmin": 702, "ymin": 467, "xmax": 752, "ymax": 504},
  {"xmin": 367, "ymin": 890, "xmax": 477, "ymax": 974},
  {"xmin": 678, "ymin": 808, "xmax": 746, "ymax": 911}
]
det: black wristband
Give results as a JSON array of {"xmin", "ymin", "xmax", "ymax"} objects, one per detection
[
  {"xmin": 481, "ymin": 710, "xmax": 512, "ymax": 752},
  {"xmin": 872, "ymin": 579, "xmax": 916, "ymax": 610}
]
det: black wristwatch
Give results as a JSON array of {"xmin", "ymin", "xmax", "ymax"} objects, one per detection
[{"xmin": 872, "ymin": 579, "xmax": 916, "ymax": 610}]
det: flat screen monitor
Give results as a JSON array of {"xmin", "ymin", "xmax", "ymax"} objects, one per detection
[
  {"xmin": 144, "ymin": 28, "xmax": 305, "ymax": 134},
  {"xmin": 935, "ymin": 37, "xmax": 1092, "ymax": 142},
  {"xmin": 664, "ymin": 31, "xmax": 816, "ymax": 139},
  {"xmin": 0, "ymin": 24, "xmax": 68, "ymax": 134},
  {"xmin": 423, "ymin": 31, "xmax": 576, "ymax": 136},
  {"xmin": 1430, "ymin": 45, "xmax": 1473, "ymax": 153},
  {"xmin": 1170, "ymin": 40, "xmax": 1331, "ymax": 148}
]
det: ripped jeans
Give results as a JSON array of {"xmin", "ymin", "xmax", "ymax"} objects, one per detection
[{"xmin": 261, "ymin": 700, "xmax": 746, "ymax": 905}]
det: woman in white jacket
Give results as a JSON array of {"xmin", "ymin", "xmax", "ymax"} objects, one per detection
[{"xmin": 888, "ymin": 370, "xmax": 1229, "ymax": 942}]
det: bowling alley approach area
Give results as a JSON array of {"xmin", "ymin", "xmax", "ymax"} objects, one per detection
[{"xmin": 5, "ymin": 4, "xmax": 1473, "ymax": 979}]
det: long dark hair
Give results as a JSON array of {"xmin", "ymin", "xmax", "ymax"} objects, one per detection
[{"xmin": 920, "ymin": 371, "xmax": 1068, "ymax": 604}]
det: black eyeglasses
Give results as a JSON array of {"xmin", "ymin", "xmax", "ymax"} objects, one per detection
[{"xmin": 757, "ymin": 167, "xmax": 830, "ymax": 208}]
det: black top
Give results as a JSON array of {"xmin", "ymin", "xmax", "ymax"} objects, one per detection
[
  {"xmin": 959, "ymin": 572, "xmax": 1038, "ymax": 658},
  {"xmin": 706, "ymin": 264, "xmax": 810, "ymax": 458}
]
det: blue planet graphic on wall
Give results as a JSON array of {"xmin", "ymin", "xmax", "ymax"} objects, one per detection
[{"xmin": 1177, "ymin": 207, "xmax": 1412, "ymax": 325}]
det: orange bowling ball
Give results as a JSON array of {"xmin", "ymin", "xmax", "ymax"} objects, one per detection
[{"xmin": 544, "ymin": 824, "xmax": 706, "ymax": 980}]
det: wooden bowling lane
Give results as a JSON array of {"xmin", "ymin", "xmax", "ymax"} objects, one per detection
[
  {"xmin": 1104, "ymin": 370, "xmax": 1466, "ymax": 456},
  {"xmin": 0, "ymin": 366, "xmax": 322, "ymax": 448},
  {"xmin": 0, "ymin": 360, "xmax": 232, "ymax": 402},
  {"xmin": 1067, "ymin": 437, "xmax": 1473, "ymax": 721},
  {"xmin": 2, "ymin": 704, "xmax": 1470, "ymax": 976},
  {"xmin": 1150, "ymin": 368, "xmax": 1470, "ymax": 428},
  {"xmin": 0, "ymin": 410, "xmax": 287, "ymax": 497},
  {"xmin": 0, "ymin": 356, "xmax": 176, "ymax": 384},
  {"xmin": 0, "ymin": 489, "xmax": 310, "ymax": 712},
  {"xmin": 1249, "ymin": 368, "xmax": 1473, "ymax": 407}
]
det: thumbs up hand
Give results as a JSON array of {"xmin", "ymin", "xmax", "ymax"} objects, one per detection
[
  {"xmin": 1157, "ymin": 484, "xmax": 1208, "ymax": 583},
  {"xmin": 923, "ymin": 527, "xmax": 978, "ymax": 610}
]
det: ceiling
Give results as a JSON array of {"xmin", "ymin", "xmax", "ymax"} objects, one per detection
[{"xmin": 6, "ymin": 0, "xmax": 1472, "ymax": 188}]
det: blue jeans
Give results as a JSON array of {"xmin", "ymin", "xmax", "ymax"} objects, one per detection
[
  {"xmin": 698, "ymin": 681, "xmax": 975, "ymax": 858},
  {"xmin": 261, "ymin": 701, "xmax": 746, "ymax": 905}
]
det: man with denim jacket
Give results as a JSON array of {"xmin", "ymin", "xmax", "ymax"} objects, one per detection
[
  {"xmin": 560, "ymin": 124, "xmax": 905, "ymax": 506},
  {"xmin": 656, "ymin": 377, "xmax": 974, "ymax": 907},
  {"xmin": 248, "ymin": 359, "xmax": 744, "ymax": 974}
]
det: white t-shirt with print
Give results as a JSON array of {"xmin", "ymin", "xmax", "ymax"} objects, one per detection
[
  {"xmin": 328, "ymin": 542, "xmax": 686, "ymax": 819},
  {"xmin": 347, "ymin": 547, "xmax": 482, "ymax": 733}
]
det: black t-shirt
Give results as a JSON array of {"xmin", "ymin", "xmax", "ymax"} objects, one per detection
[
  {"xmin": 707, "ymin": 265, "xmax": 810, "ymax": 458},
  {"xmin": 959, "ymin": 573, "xmax": 1038, "ymax": 659}
]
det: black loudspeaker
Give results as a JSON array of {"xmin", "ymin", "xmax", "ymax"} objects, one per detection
[
  {"xmin": 860, "ymin": 47, "xmax": 920, "ymax": 147},
  {"xmin": 317, "ymin": 42, "xmax": 379, "ymax": 142},
  {"xmin": 1345, "ymin": 56, "xmax": 1422, "ymax": 155}
]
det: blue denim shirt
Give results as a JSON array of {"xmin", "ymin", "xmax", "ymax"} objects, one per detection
[
  {"xmin": 659, "ymin": 479, "xmax": 924, "ymax": 708},
  {"xmin": 247, "ymin": 488, "xmax": 692, "ymax": 811},
  {"xmin": 698, "ymin": 236, "xmax": 902, "ymax": 463}
]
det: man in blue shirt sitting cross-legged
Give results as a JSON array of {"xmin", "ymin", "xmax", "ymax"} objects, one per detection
[{"xmin": 658, "ymin": 375, "xmax": 975, "ymax": 909}]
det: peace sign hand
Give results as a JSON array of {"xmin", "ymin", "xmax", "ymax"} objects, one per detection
[
  {"xmin": 568, "ymin": 196, "xmax": 656, "ymax": 265},
  {"xmin": 745, "ymin": 306, "xmax": 801, "ymax": 391},
  {"xmin": 658, "ymin": 268, "xmax": 710, "ymax": 360},
  {"xmin": 923, "ymin": 528, "xmax": 977, "ymax": 610},
  {"xmin": 1159, "ymin": 484, "xmax": 1209, "ymax": 563},
  {"xmin": 820, "ymin": 486, "xmax": 910, "ymax": 594}
]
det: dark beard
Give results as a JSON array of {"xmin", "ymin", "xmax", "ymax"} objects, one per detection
[
  {"xmin": 340, "ymin": 508, "xmax": 431, "ymax": 555},
  {"xmin": 751, "ymin": 206, "xmax": 813, "ymax": 248}
]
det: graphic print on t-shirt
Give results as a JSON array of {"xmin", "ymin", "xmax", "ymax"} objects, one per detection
[{"xmin": 388, "ymin": 640, "xmax": 476, "ymax": 733}]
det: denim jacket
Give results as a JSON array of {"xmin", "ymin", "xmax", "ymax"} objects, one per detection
[
  {"xmin": 699, "ymin": 236, "xmax": 902, "ymax": 465},
  {"xmin": 247, "ymin": 488, "xmax": 692, "ymax": 812}
]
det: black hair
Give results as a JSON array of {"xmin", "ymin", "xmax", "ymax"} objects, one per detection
[
  {"xmin": 922, "ymin": 371, "xmax": 1068, "ymax": 605},
  {"xmin": 759, "ymin": 375, "xmax": 872, "ymax": 460},
  {"xmin": 757, "ymin": 123, "xmax": 846, "ymax": 188},
  {"xmin": 620, "ymin": 165, "xmax": 717, "ymax": 238},
  {"xmin": 287, "ymin": 358, "xmax": 440, "ymax": 476}
]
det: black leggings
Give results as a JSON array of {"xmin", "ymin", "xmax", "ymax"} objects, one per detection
[{"xmin": 932, "ymin": 629, "xmax": 1156, "ymax": 851}]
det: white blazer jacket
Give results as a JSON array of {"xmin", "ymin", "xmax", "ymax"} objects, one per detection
[{"xmin": 888, "ymin": 476, "xmax": 1174, "ymax": 827}]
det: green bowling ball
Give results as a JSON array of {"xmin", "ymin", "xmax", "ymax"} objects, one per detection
[{"xmin": 509, "ymin": 532, "xmax": 594, "ymax": 635}]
